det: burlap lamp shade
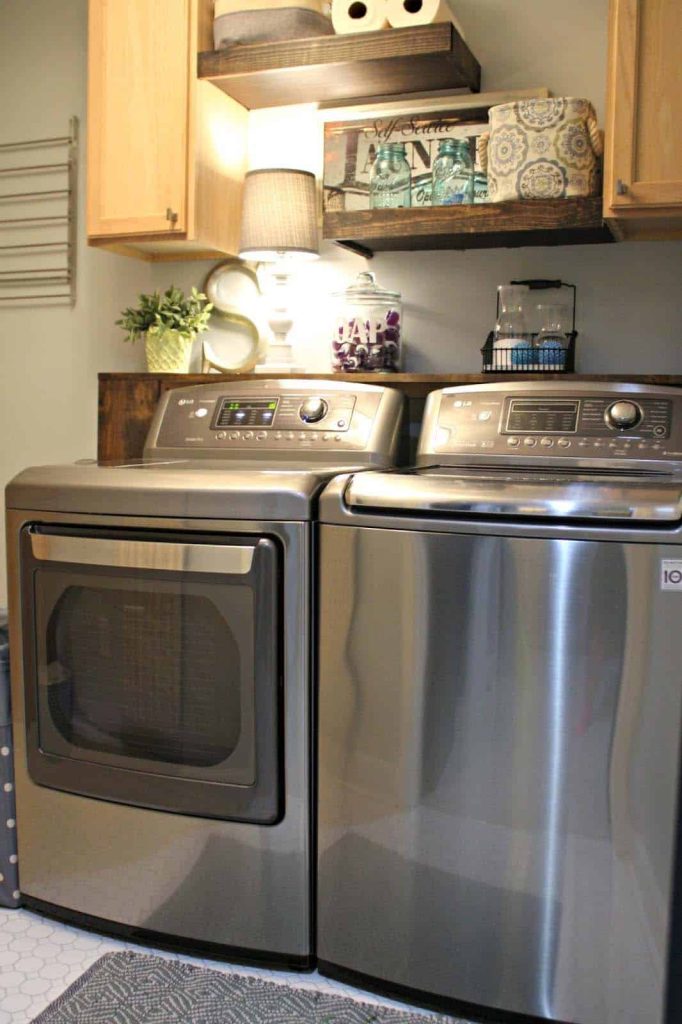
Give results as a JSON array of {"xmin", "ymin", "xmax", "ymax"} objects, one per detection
[{"xmin": 239, "ymin": 168, "xmax": 319, "ymax": 261}]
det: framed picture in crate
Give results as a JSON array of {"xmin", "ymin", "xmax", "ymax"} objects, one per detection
[{"xmin": 322, "ymin": 89, "xmax": 550, "ymax": 212}]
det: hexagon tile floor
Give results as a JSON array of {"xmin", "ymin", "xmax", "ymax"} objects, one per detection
[{"xmin": 0, "ymin": 907, "xmax": 460, "ymax": 1023}]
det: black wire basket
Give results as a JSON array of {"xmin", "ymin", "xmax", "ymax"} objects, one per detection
[{"xmin": 481, "ymin": 279, "xmax": 577, "ymax": 374}]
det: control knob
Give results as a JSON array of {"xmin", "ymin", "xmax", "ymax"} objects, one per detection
[
  {"xmin": 605, "ymin": 400, "xmax": 642, "ymax": 430},
  {"xmin": 299, "ymin": 397, "xmax": 328, "ymax": 423}
]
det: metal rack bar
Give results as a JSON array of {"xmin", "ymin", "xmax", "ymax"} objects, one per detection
[
  {"xmin": 0, "ymin": 215, "xmax": 69, "ymax": 226},
  {"xmin": 0, "ymin": 241, "xmax": 68, "ymax": 252},
  {"xmin": 0, "ymin": 163, "xmax": 69, "ymax": 175},
  {"xmin": 0, "ymin": 117, "xmax": 78, "ymax": 305},
  {"xmin": 0, "ymin": 292, "xmax": 72, "ymax": 302},
  {"xmin": 0, "ymin": 280, "xmax": 69, "ymax": 288},
  {"xmin": 0, "ymin": 268, "xmax": 70, "ymax": 278},
  {"xmin": 0, "ymin": 189, "xmax": 69, "ymax": 201},
  {"xmin": 0, "ymin": 134, "xmax": 72, "ymax": 151}
]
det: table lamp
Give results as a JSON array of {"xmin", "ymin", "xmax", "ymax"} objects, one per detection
[{"xmin": 239, "ymin": 168, "xmax": 319, "ymax": 372}]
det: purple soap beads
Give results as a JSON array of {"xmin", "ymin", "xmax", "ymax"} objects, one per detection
[{"xmin": 332, "ymin": 272, "xmax": 402, "ymax": 373}]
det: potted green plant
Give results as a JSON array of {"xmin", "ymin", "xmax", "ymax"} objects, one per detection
[{"xmin": 117, "ymin": 285, "xmax": 213, "ymax": 373}]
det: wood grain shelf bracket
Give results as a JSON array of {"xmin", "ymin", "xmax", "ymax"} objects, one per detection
[
  {"xmin": 198, "ymin": 23, "xmax": 481, "ymax": 109},
  {"xmin": 324, "ymin": 196, "xmax": 615, "ymax": 255}
]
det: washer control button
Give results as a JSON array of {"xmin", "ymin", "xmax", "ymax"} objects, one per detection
[
  {"xmin": 335, "ymin": 434, "xmax": 342, "ymax": 441},
  {"xmin": 507, "ymin": 437, "xmax": 521, "ymax": 448},
  {"xmin": 337, "ymin": 419, "xmax": 347, "ymax": 429},
  {"xmin": 217, "ymin": 431, "xmax": 227, "ymax": 440},
  {"xmin": 194, "ymin": 407, "xmax": 209, "ymax": 418},
  {"xmin": 558, "ymin": 438, "xmax": 571, "ymax": 448},
  {"xmin": 256, "ymin": 431, "xmax": 267, "ymax": 440},
  {"xmin": 653, "ymin": 425, "xmax": 667, "ymax": 437},
  {"xmin": 323, "ymin": 433, "xmax": 331, "ymax": 441},
  {"xmin": 523, "ymin": 437, "xmax": 537, "ymax": 447},
  {"xmin": 540, "ymin": 437, "xmax": 554, "ymax": 448},
  {"xmin": 605, "ymin": 400, "xmax": 642, "ymax": 430},
  {"xmin": 229, "ymin": 431, "xmax": 240, "ymax": 440},
  {"xmin": 299, "ymin": 397, "xmax": 328, "ymax": 423},
  {"xmin": 243, "ymin": 431, "xmax": 254, "ymax": 440},
  {"xmin": 286, "ymin": 432, "xmax": 295, "ymax": 440}
]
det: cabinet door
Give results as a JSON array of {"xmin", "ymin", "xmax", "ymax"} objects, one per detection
[
  {"xmin": 87, "ymin": 0, "xmax": 190, "ymax": 237},
  {"xmin": 605, "ymin": 0, "xmax": 682, "ymax": 212}
]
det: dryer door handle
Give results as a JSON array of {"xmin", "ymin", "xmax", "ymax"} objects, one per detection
[{"xmin": 30, "ymin": 533, "xmax": 256, "ymax": 575}]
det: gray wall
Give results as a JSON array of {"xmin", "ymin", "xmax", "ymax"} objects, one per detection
[
  {"xmin": 0, "ymin": 0, "xmax": 148, "ymax": 605},
  {"xmin": 1, "ymin": 0, "xmax": 682, "ymax": 604}
]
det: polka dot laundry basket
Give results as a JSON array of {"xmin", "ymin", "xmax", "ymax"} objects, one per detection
[
  {"xmin": 0, "ymin": 611, "xmax": 20, "ymax": 908},
  {"xmin": 479, "ymin": 97, "xmax": 603, "ymax": 202}
]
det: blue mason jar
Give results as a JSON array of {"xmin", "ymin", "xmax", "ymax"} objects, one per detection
[
  {"xmin": 369, "ymin": 143, "xmax": 412, "ymax": 209},
  {"xmin": 431, "ymin": 138, "xmax": 474, "ymax": 205}
]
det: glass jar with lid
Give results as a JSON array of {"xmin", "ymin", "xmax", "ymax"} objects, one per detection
[
  {"xmin": 493, "ymin": 284, "xmax": 532, "ymax": 369},
  {"xmin": 369, "ymin": 143, "xmax": 412, "ymax": 209},
  {"xmin": 536, "ymin": 303, "xmax": 569, "ymax": 369},
  {"xmin": 331, "ymin": 271, "xmax": 402, "ymax": 372},
  {"xmin": 431, "ymin": 139, "xmax": 474, "ymax": 205}
]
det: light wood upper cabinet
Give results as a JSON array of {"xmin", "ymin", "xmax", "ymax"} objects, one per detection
[
  {"xmin": 87, "ymin": 0, "xmax": 247, "ymax": 259},
  {"xmin": 604, "ymin": 0, "xmax": 682, "ymax": 237}
]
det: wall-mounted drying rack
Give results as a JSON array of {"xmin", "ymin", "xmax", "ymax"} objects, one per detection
[{"xmin": 0, "ymin": 117, "xmax": 78, "ymax": 307}]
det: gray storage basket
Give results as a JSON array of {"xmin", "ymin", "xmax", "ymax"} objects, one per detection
[{"xmin": 0, "ymin": 611, "xmax": 20, "ymax": 907}]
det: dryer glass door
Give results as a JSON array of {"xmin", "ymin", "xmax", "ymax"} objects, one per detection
[{"xmin": 21, "ymin": 526, "xmax": 281, "ymax": 823}]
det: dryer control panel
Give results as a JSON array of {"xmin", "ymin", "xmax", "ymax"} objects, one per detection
[
  {"xmin": 419, "ymin": 383, "xmax": 682, "ymax": 469},
  {"xmin": 145, "ymin": 380, "xmax": 403, "ymax": 462}
]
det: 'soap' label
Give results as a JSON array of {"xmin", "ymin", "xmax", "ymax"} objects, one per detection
[{"xmin": 661, "ymin": 561, "xmax": 682, "ymax": 590}]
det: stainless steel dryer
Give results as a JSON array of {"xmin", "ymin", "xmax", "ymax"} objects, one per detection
[
  {"xmin": 6, "ymin": 378, "xmax": 402, "ymax": 967},
  {"xmin": 317, "ymin": 381, "xmax": 682, "ymax": 1023}
]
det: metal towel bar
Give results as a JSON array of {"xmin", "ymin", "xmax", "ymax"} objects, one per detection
[{"xmin": 0, "ymin": 118, "xmax": 77, "ymax": 306}]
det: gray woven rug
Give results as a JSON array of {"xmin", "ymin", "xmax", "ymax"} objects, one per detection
[{"xmin": 31, "ymin": 951, "xmax": 461, "ymax": 1023}]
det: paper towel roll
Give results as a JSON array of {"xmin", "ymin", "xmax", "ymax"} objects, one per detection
[
  {"xmin": 385, "ymin": 0, "xmax": 464, "ymax": 36},
  {"xmin": 331, "ymin": 0, "xmax": 389, "ymax": 34}
]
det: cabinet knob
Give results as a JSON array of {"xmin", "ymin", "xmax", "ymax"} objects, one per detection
[
  {"xmin": 166, "ymin": 207, "xmax": 178, "ymax": 226},
  {"xmin": 615, "ymin": 179, "xmax": 628, "ymax": 196}
]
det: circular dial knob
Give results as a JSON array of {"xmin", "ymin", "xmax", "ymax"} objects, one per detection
[
  {"xmin": 605, "ymin": 400, "xmax": 642, "ymax": 430},
  {"xmin": 299, "ymin": 397, "xmax": 328, "ymax": 423}
]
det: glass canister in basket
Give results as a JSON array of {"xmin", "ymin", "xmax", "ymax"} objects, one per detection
[{"xmin": 331, "ymin": 272, "xmax": 402, "ymax": 372}]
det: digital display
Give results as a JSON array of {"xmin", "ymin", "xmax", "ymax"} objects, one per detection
[
  {"xmin": 506, "ymin": 400, "xmax": 580, "ymax": 434},
  {"xmin": 214, "ymin": 398, "xmax": 279, "ymax": 428}
]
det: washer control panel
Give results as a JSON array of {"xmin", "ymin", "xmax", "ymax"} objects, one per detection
[
  {"xmin": 146, "ymin": 380, "xmax": 402, "ymax": 459},
  {"xmin": 421, "ymin": 385, "xmax": 682, "ymax": 467}
]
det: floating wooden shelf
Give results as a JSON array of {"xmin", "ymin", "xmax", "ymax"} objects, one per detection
[
  {"xmin": 198, "ymin": 23, "xmax": 480, "ymax": 109},
  {"xmin": 324, "ymin": 196, "xmax": 614, "ymax": 255}
]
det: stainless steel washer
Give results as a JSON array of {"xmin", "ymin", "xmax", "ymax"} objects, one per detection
[
  {"xmin": 317, "ymin": 381, "xmax": 682, "ymax": 1022},
  {"xmin": 6, "ymin": 378, "xmax": 402, "ymax": 967}
]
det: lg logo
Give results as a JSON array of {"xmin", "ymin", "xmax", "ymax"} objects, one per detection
[{"xmin": 661, "ymin": 561, "xmax": 682, "ymax": 590}]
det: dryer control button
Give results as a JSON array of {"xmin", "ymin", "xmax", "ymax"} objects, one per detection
[
  {"xmin": 243, "ymin": 431, "xmax": 254, "ymax": 440},
  {"xmin": 540, "ymin": 437, "xmax": 554, "ymax": 447},
  {"xmin": 217, "ymin": 431, "xmax": 227, "ymax": 440},
  {"xmin": 507, "ymin": 437, "xmax": 520, "ymax": 448},
  {"xmin": 558, "ymin": 438, "xmax": 571, "ymax": 448},
  {"xmin": 229, "ymin": 431, "xmax": 240, "ymax": 440},
  {"xmin": 256, "ymin": 431, "xmax": 267, "ymax": 440},
  {"xmin": 523, "ymin": 437, "xmax": 537, "ymax": 447}
]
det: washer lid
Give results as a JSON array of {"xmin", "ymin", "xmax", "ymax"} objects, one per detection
[{"xmin": 343, "ymin": 467, "xmax": 682, "ymax": 522}]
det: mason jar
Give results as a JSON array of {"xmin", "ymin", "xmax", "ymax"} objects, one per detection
[
  {"xmin": 431, "ymin": 138, "xmax": 474, "ymax": 205},
  {"xmin": 331, "ymin": 271, "xmax": 402, "ymax": 372},
  {"xmin": 369, "ymin": 143, "xmax": 411, "ymax": 209}
]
